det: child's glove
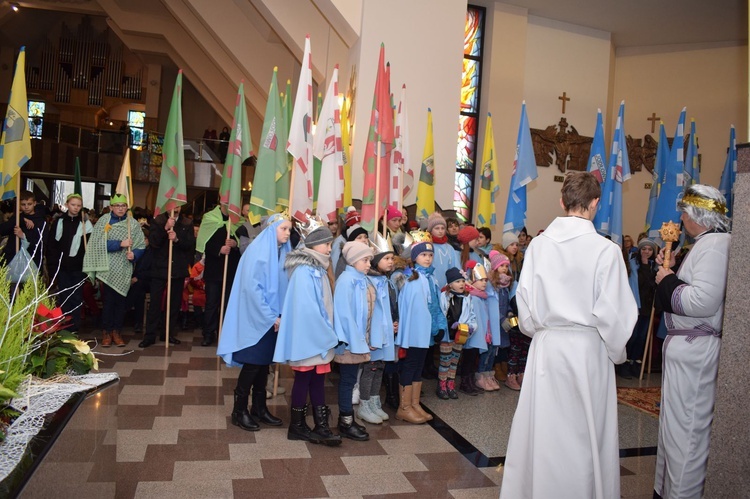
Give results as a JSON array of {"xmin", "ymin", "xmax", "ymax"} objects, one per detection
[
  {"xmin": 450, "ymin": 322, "xmax": 459, "ymax": 330},
  {"xmin": 501, "ymin": 318, "xmax": 512, "ymax": 332}
]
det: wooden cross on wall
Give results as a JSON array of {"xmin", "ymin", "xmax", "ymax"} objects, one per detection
[
  {"xmin": 558, "ymin": 92, "xmax": 570, "ymax": 114},
  {"xmin": 647, "ymin": 112, "xmax": 661, "ymax": 133}
]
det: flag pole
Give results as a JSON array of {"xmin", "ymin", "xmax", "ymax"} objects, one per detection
[
  {"xmin": 218, "ymin": 218, "xmax": 231, "ymax": 338},
  {"xmin": 399, "ymin": 167, "xmax": 404, "ymax": 214},
  {"xmin": 15, "ymin": 175, "xmax": 20, "ymax": 253},
  {"xmin": 165, "ymin": 208, "xmax": 175, "ymax": 348}
]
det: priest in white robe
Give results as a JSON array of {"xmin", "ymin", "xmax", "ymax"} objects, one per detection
[
  {"xmin": 500, "ymin": 172, "xmax": 637, "ymax": 499},
  {"xmin": 652, "ymin": 184, "xmax": 731, "ymax": 499}
]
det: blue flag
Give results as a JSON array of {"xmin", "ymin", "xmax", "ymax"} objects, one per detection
[
  {"xmin": 503, "ymin": 102, "xmax": 538, "ymax": 234},
  {"xmin": 587, "ymin": 109, "xmax": 610, "ymax": 235},
  {"xmin": 649, "ymin": 107, "xmax": 686, "ymax": 240},
  {"xmin": 645, "ymin": 123, "xmax": 668, "ymax": 233},
  {"xmin": 684, "ymin": 119, "xmax": 699, "ymax": 187},
  {"xmin": 608, "ymin": 102, "xmax": 630, "ymax": 246},
  {"xmin": 718, "ymin": 125, "xmax": 736, "ymax": 218}
]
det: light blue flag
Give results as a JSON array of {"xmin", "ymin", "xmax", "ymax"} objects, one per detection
[
  {"xmin": 645, "ymin": 123, "xmax": 669, "ymax": 233},
  {"xmin": 684, "ymin": 119, "xmax": 700, "ymax": 187},
  {"xmin": 503, "ymin": 102, "xmax": 538, "ymax": 234},
  {"xmin": 718, "ymin": 125, "xmax": 736, "ymax": 218},
  {"xmin": 587, "ymin": 109, "xmax": 610, "ymax": 235},
  {"xmin": 608, "ymin": 101, "xmax": 631, "ymax": 246},
  {"xmin": 649, "ymin": 107, "xmax": 686, "ymax": 240}
]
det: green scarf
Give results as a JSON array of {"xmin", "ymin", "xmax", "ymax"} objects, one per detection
[
  {"xmin": 82, "ymin": 213, "xmax": 146, "ymax": 297},
  {"xmin": 196, "ymin": 206, "xmax": 243, "ymax": 253}
]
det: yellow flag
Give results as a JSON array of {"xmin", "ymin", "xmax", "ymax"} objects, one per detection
[
  {"xmin": 476, "ymin": 113, "xmax": 499, "ymax": 227},
  {"xmin": 341, "ymin": 96, "xmax": 353, "ymax": 208},
  {"xmin": 116, "ymin": 148, "xmax": 135, "ymax": 207},
  {"xmin": 415, "ymin": 108, "xmax": 435, "ymax": 219},
  {"xmin": 0, "ymin": 47, "xmax": 32, "ymax": 200}
]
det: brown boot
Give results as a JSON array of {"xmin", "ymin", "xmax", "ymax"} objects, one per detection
[
  {"xmin": 505, "ymin": 373, "xmax": 521, "ymax": 391},
  {"xmin": 395, "ymin": 385, "xmax": 427, "ymax": 424},
  {"xmin": 411, "ymin": 382, "xmax": 432, "ymax": 421},
  {"xmin": 101, "ymin": 331, "xmax": 112, "ymax": 348},
  {"xmin": 494, "ymin": 362, "xmax": 508, "ymax": 382},
  {"xmin": 111, "ymin": 330, "xmax": 126, "ymax": 347}
]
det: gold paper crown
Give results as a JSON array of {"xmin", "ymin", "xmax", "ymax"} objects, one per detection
[
  {"xmin": 295, "ymin": 213, "xmax": 325, "ymax": 239},
  {"xmin": 467, "ymin": 262, "xmax": 488, "ymax": 282},
  {"xmin": 267, "ymin": 209, "xmax": 291, "ymax": 226},
  {"xmin": 369, "ymin": 232, "xmax": 394, "ymax": 254},
  {"xmin": 409, "ymin": 230, "xmax": 433, "ymax": 244},
  {"xmin": 680, "ymin": 194, "xmax": 728, "ymax": 215}
]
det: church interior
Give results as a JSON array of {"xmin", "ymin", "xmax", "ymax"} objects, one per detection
[{"xmin": 1, "ymin": 0, "xmax": 748, "ymax": 497}]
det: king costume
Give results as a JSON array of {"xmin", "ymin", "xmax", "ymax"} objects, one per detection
[
  {"xmin": 500, "ymin": 216, "xmax": 637, "ymax": 499},
  {"xmin": 653, "ymin": 230, "xmax": 730, "ymax": 499}
]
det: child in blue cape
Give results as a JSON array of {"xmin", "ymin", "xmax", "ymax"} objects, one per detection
[
  {"xmin": 396, "ymin": 233, "xmax": 447, "ymax": 424},
  {"xmin": 487, "ymin": 250, "xmax": 514, "ymax": 386},
  {"xmin": 334, "ymin": 241, "xmax": 376, "ymax": 441},
  {"xmin": 437, "ymin": 267, "xmax": 477, "ymax": 399},
  {"xmin": 273, "ymin": 223, "xmax": 342, "ymax": 446},
  {"xmin": 465, "ymin": 260, "xmax": 500, "ymax": 392},
  {"xmin": 359, "ymin": 234, "xmax": 398, "ymax": 423},
  {"xmin": 217, "ymin": 212, "xmax": 292, "ymax": 432}
]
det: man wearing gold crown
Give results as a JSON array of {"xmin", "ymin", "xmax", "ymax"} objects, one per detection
[{"xmin": 652, "ymin": 184, "xmax": 731, "ymax": 499}]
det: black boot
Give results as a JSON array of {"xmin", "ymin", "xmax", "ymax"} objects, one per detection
[
  {"xmin": 459, "ymin": 376, "xmax": 478, "ymax": 396},
  {"xmin": 383, "ymin": 372, "xmax": 400, "ymax": 409},
  {"xmin": 467, "ymin": 372, "xmax": 484, "ymax": 394},
  {"xmin": 231, "ymin": 390, "xmax": 260, "ymax": 431},
  {"xmin": 287, "ymin": 405, "xmax": 312, "ymax": 441},
  {"xmin": 251, "ymin": 388, "xmax": 282, "ymax": 426},
  {"xmin": 338, "ymin": 412, "xmax": 369, "ymax": 441},
  {"xmin": 309, "ymin": 405, "xmax": 342, "ymax": 446}
]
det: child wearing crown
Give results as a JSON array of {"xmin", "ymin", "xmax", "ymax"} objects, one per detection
[
  {"xmin": 395, "ymin": 232, "xmax": 447, "ymax": 423},
  {"xmin": 273, "ymin": 217, "xmax": 342, "ymax": 446}
]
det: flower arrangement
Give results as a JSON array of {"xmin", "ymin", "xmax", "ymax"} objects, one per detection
[{"xmin": 0, "ymin": 265, "xmax": 99, "ymax": 442}]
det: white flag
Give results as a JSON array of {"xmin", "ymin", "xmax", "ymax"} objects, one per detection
[
  {"xmin": 287, "ymin": 35, "xmax": 314, "ymax": 221},
  {"xmin": 313, "ymin": 66, "xmax": 344, "ymax": 222},
  {"xmin": 391, "ymin": 84, "xmax": 413, "ymax": 207}
]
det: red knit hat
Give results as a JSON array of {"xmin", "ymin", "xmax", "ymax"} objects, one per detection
[
  {"xmin": 344, "ymin": 206, "xmax": 361, "ymax": 227},
  {"xmin": 457, "ymin": 226, "xmax": 480, "ymax": 244}
]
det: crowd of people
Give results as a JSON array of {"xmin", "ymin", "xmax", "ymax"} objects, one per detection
[{"xmin": 0, "ymin": 172, "xmax": 731, "ymax": 498}]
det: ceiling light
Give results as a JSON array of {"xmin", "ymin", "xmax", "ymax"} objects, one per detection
[{"xmin": 10, "ymin": 3, "xmax": 19, "ymax": 12}]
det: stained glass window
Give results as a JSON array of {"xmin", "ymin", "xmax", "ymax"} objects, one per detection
[
  {"xmin": 128, "ymin": 110, "xmax": 146, "ymax": 150},
  {"xmin": 28, "ymin": 101, "xmax": 45, "ymax": 139},
  {"xmin": 454, "ymin": 5, "xmax": 485, "ymax": 222}
]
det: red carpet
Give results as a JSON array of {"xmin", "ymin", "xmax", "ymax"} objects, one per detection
[{"xmin": 617, "ymin": 386, "xmax": 661, "ymax": 417}]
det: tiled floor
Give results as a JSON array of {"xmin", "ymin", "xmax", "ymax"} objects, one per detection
[{"xmin": 20, "ymin": 327, "xmax": 661, "ymax": 498}]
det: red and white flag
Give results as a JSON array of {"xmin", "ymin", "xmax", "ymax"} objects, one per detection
[
  {"xmin": 287, "ymin": 35, "xmax": 314, "ymax": 221},
  {"xmin": 390, "ymin": 84, "xmax": 412, "ymax": 208},
  {"xmin": 313, "ymin": 65, "xmax": 344, "ymax": 222}
]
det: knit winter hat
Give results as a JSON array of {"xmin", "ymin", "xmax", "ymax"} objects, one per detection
[
  {"xmin": 344, "ymin": 206, "xmax": 361, "ymax": 227},
  {"xmin": 445, "ymin": 267, "xmax": 464, "ymax": 285},
  {"xmin": 387, "ymin": 205, "xmax": 403, "ymax": 220},
  {"xmin": 457, "ymin": 226, "xmax": 480, "ymax": 244},
  {"xmin": 637, "ymin": 238, "xmax": 659, "ymax": 254},
  {"xmin": 411, "ymin": 241, "xmax": 434, "ymax": 262},
  {"xmin": 427, "ymin": 212, "xmax": 446, "ymax": 234},
  {"xmin": 304, "ymin": 226, "xmax": 334, "ymax": 248},
  {"xmin": 489, "ymin": 250, "xmax": 510, "ymax": 271},
  {"xmin": 346, "ymin": 224, "xmax": 369, "ymax": 242},
  {"xmin": 343, "ymin": 241, "xmax": 374, "ymax": 265},
  {"xmin": 502, "ymin": 232, "xmax": 519, "ymax": 249}
]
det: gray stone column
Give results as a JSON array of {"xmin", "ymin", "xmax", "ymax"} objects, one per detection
[{"xmin": 704, "ymin": 142, "xmax": 750, "ymax": 497}]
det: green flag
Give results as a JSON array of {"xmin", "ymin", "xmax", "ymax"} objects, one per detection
[
  {"xmin": 155, "ymin": 70, "xmax": 187, "ymax": 216},
  {"xmin": 251, "ymin": 68, "xmax": 287, "ymax": 218},
  {"xmin": 220, "ymin": 82, "xmax": 254, "ymax": 224},
  {"xmin": 276, "ymin": 80, "xmax": 292, "ymax": 209},
  {"xmin": 74, "ymin": 157, "xmax": 82, "ymax": 196}
]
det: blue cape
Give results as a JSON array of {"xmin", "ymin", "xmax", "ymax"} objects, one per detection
[
  {"xmin": 334, "ymin": 266, "xmax": 372, "ymax": 354},
  {"xmin": 432, "ymin": 242, "xmax": 460, "ymax": 289},
  {"xmin": 466, "ymin": 293, "xmax": 489, "ymax": 352},
  {"xmin": 217, "ymin": 218, "xmax": 291, "ymax": 367},
  {"xmin": 396, "ymin": 267, "xmax": 442, "ymax": 348},
  {"xmin": 367, "ymin": 273, "xmax": 396, "ymax": 361},
  {"xmin": 489, "ymin": 285, "xmax": 511, "ymax": 347},
  {"xmin": 273, "ymin": 259, "xmax": 338, "ymax": 363}
]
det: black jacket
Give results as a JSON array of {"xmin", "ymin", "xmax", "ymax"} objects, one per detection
[
  {"xmin": 148, "ymin": 213, "xmax": 196, "ymax": 280},
  {"xmin": 46, "ymin": 212, "xmax": 88, "ymax": 272}
]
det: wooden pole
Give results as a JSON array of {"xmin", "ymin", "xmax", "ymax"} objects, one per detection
[
  {"xmin": 15, "ymin": 175, "xmax": 20, "ymax": 253},
  {"xmin": 399, "ymin": 167, "xmax": 404, "ymax": 214},
  {"xmin": 165, "ymin": 208, "xmax": 175, "ymax": 348},
  {"xmin": 218, "ymin": 218, "xmax": 231, "ymax": 338}
]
